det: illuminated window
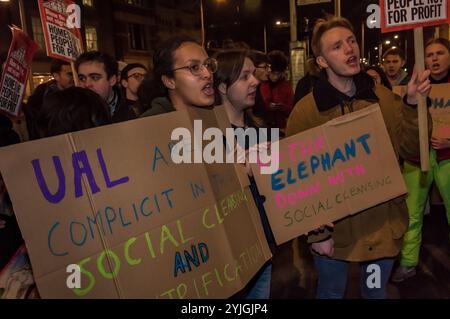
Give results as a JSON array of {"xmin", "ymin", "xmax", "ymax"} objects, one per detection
[
  {"xmin": 82, "ymin": 0, "xmax": 94, "ymax": 7},
  {"xmin": 85, "ymin": 26, "xmax": 98, "ymax": 51}
]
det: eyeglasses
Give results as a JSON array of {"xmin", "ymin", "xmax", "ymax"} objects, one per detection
[
  {"xmin": 127, "ymin": 73, "xmax": 146, "ymax": 81},
  {"xmin": 172, "ymin": 58, "xmax": 218, "ymax": 76},
  {"xmin": 256, "ymin": 64, "xmax": 271, "ymax": 71}
]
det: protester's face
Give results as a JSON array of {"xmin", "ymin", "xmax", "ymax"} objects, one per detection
[
  {"xmin": 255, "ymin": 63, "xmax": 270, "ymax": 82},
  {"xmin": 317, "ymin": 27, "xmax": 360, "ymax": 77},
  {"xmin": 78, "ymin": 61, "xmax": 116, "ymax": 101},
  {"xmin": 122, "ymin": 67, "xmax": 147, "ymax": 96},
  {"xmin": 367, "ymin": 69, "xmax": 381, "ymax": 85},
  {"xmin": 167, "ymin": 42, "xmax": 214, "ymax": 108},
  {"xmin": 425, "ymin": 43, "xmax": 450, "ymax": 78},
  {"xmin": 54, "ymin": 64, "xmax": 74, "ymax": 89},
  {"xmin": 226, "ymin": 58, "xmax": 259, "ymax": 110},
  {"xmin": 383, "ymin": 54, "xmax": 405, "ymax": 78}
]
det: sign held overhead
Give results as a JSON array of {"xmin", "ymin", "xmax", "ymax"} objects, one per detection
[{"xmin": 380, "ymin": 0, "xmax": 450, "ymax": 33}]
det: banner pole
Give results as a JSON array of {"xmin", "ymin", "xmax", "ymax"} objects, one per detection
[
  {"xmin": 18, "ymin": 0, "xmax": 34, "ymax": 95},
  {"xmin": 71, "ymin": 61, "xmax": 79, "ymax": 87},
  {"xmin": 414, "ymin": 27, "xmax": 430, "ymax": 172}
]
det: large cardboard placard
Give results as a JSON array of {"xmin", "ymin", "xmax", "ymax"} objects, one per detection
[
  {"xmin": 0, "ymin": 107, "xmax": 271, "ymax": 298},
  {"xmin": 0, "ymin": 27, "xmax": 38, "ymax": 117},
  {"xmin": 252, "ymin": 104, "xmax": 407, "ymax": 245},
  {"xmin": 428, "ymin": 83, "xmax": 450, "ymax": 138},
  {"xmin": 394, "ymin": 84, "xmax": 450, "ymax": 138},
  {"xmin": 37, "ymin": 0, "xmax": 83, "ymax": 62},
  {"xmin": 380, "ymin": 0, "xmax": 450, "ymax": 33}
]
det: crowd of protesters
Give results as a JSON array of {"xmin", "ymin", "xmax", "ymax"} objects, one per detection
[{"xmin": 0, "ymin": 13, "xmax": 449, "ymax": 300}]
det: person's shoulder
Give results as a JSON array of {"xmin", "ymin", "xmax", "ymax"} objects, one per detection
[{"xmin": 140, "ymin": 97, "xmax": 175, "ymax": 117}]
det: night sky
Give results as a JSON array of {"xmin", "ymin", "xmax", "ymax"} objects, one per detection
[{"xmin": 204, "ymin": 0, "xmax": 416, "ymax": 68}]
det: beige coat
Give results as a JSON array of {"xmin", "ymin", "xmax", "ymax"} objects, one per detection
[{"xmin": 286, "ymin": 72, "xmax": 431, "ymax": 262}]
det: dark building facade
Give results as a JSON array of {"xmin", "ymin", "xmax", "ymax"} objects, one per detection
[{"xmin": 0, "ymin": 0, "xmax": 201, "ymax": 95}]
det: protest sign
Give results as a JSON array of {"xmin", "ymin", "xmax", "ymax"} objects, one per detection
[
  {"xmin": 37, "ymin": 0, "xmax": 83, "ymax": 62},
  {"xmin": 394, "ymin": 84, "xmax": 450, "ymax": 138},
  {"xmin": 379, "ymin": 0, "xmax": 447, "ymax": 170},
  {"xmin": 428, "ymin": 83, "xmax": 450, "ymax": 138},
  {"xmin": 0, "ymin": 27, "xmax": 38, "ymax": 117},
  {"xmin": 251, "ymin": 104, "xmax": 407, "ymax": 245},
  {"xmin": 380, "ymin": 0, "xmax": 450, "ymax": 33},
  {"xmin": 0, "ymin": 107, "xmax": 271, "ymax": 298}
]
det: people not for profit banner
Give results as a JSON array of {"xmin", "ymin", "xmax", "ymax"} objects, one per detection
[
  {"xmin": 0, "ymin": 27, "xmax": 38, "ymax": 117},
  {"xmin": 0, "ymin": 107, "xmax": 271, "ymax": 298},
  {"xmin": 37, "ymin": 0, "xmax": 83, "ymax": 62},
  {"xmin": 380, "ymin": 0, "xmax": 450, "ymax": 33},
  {"xmin": 251, "ymin": 104, "xmax": 407, "ymax": 245}
]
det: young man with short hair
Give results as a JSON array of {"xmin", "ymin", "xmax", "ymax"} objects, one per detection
[
  {"xmin": 286, "ymin": 16, "xmax": 431, "ymax": 299},
  {"xmin": 76, "ymin": 51, "xmax": 135, "ymax": 123},
  {"xmin": 383, "ymin": 47, "xmax": 410, "ymax": 87},
  {"xmin": 120, "ymin": 63, "xmax": 147, "ymax": 115}
]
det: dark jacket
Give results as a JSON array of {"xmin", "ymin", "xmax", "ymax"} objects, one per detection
[
  {"xmin": 24, "ymin": 80, "xmax": 60, "ymax": 140},
  {"xmin": 286, "ymin": 71, "xmax": 431, "ymax": 262},
  {"xmin": 294, "ymin": 72, "xmax": 319, "ymax": 105},
  {"xmin": 109, "ymin": 86, "xmax": 136, "ymax": 123},
  {"xmin": 139, "ymin": 97, "xmax": 176, "ymax": 118},
  {"xmin": 0, "ymin": 114, "xmax": 20, "ymax": 147}
]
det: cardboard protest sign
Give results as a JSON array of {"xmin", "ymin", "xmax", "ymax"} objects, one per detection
[
  {"xmin": 251, "ymin": 104, "xmax": 407, "ymax": 245},
  {"xmin": 395, "ymin": 84, "xmax": 450, "ymax": 138},
  {"xmin": 380, "ymin": 0, "xmax": 450, "ymax": 33},
  {"xmin": 0, "ymin": 27, "xmax": 38, "ymax": 117},
  {"xmin": 428, "ymin": 83, "xmax": 450, "ymax": 138},
  {"xmin": 0, "ymin": 107, "xmax": 271, "ymax": 298},
  {"xmin": 37, "ymin": 0, "xmax": 83, "ymax": 62}
]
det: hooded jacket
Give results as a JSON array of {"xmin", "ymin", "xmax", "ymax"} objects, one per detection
[{"xmin": 286, "ymin": 71, "xmax": 431, "ymax": 262}]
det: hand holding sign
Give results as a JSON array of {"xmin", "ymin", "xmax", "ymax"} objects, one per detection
[
  {"xmin": 406, "ymin": 68, "xmax": 431, "ymax": 105},
  {"xmin": 431, "ymin": 136, "xmax": 450, "ymax": 149},
  {"xmin": 311, "ymin": 238, "xmax": 334, "ymax": 257}
]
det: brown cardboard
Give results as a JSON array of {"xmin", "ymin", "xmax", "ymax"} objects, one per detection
[
  {"xmin": 0, "ymin": 108, "xmax": 271, "ymax": 298},
  {"xmin": 429, "ymin": 84, "xmax": 450, "ymax": 139},
  {"xmin": 251, "ymin": 104, "xmax": 407, "ymax": 245},
  {"xmin": 396, "ymin": 84, "xmax": 450, "ymax": 138}
]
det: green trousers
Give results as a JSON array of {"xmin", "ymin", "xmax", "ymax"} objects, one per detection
[{"xmin": 400, "ymin": 149, "xmax": 450, "ymax": 267}]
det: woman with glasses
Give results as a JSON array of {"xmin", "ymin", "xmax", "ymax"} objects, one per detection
[{"xmin": 140, "ymin": 36, "xmax": 217, "ymax": 117}]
